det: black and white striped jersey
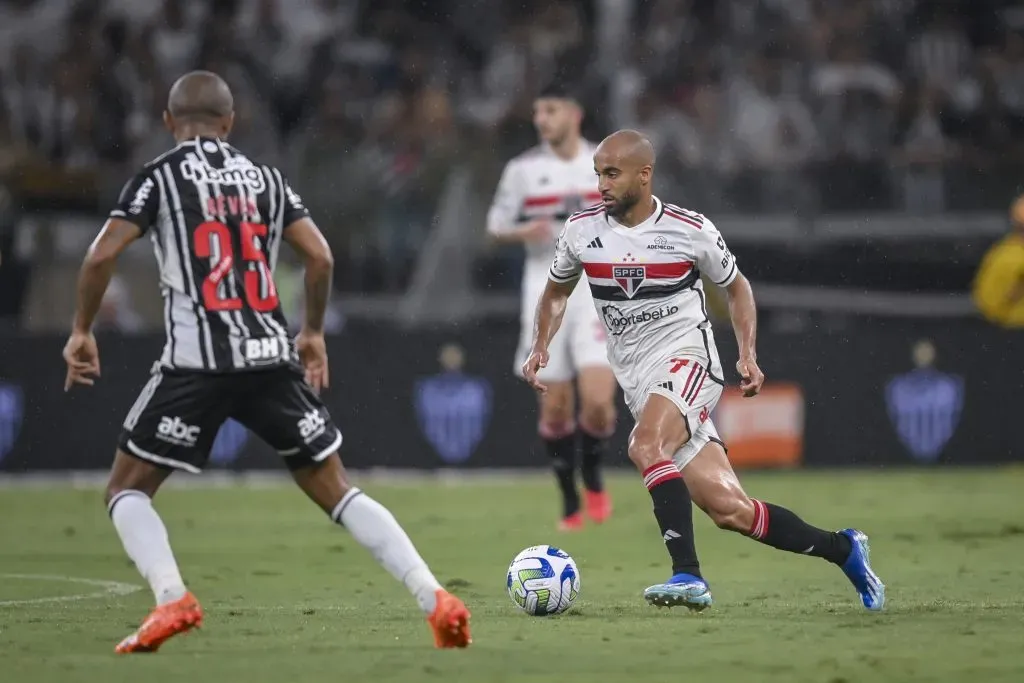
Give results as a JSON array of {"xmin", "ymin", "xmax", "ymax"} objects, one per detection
[{"xmin": 110, "ymin": 136, "xmax": 308, "ymax": 372}]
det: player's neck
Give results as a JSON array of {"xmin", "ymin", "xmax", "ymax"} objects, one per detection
[
  {"xmin": 548, "ymin": 136, "xmax": 581, "ymax": 161},
  {"xmin": 616, "ymin": 195, "xmax": 656, "ymax": 229},
  {"xmin": 174, "ymin": 125, "xmax": 223, "ymax": 142}
]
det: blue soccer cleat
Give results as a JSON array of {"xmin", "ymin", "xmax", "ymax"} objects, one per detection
[
  {"xmin": 643, "ymin": 573, "xmax": 713, "ymax": 611},
  {"xmin": 838, "ymin": 529, "xmax": 885, "ymax": 611}
]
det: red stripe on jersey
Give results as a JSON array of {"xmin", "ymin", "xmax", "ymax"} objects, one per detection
[
  {"xmin": 664, "ymin": 209, "xmax": 702, "ymax": 230},
  {"xmin": 570, "ymin": 207, "xmax": 605, "ymax": 222},
  {"xmin": 582, "ymin": 261, "xmax": 693, "ymax": 279},
  {"xmin": 524, "ymin": 192, "xmax": 603, "ymax": 208}
]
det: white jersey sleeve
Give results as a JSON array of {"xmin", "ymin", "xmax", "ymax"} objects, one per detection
[
  {"xmin": 486, "ymin": 159, "xmax": 526, "ymax": 236},
  {"xmin": 692, "ymin": 217, "xmax": 739, "ymax": 287},
  {"xmin": 548, "ymin": 220, "xmax": 583, "ymax": 283}
]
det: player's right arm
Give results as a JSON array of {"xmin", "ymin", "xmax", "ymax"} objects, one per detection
[
  {"xmin": 486, "ymin": 159, "xmax": 551, "ymax": 244},
  {"xmin": 521, "ymin": 223, "xmax": 582, "ymax": 392},
  {"xmin": 281, "ymin": 183, "xmax": 334, "ymax": 393}
]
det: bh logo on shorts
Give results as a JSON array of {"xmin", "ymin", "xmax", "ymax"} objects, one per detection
[
  {"xmin": 210, "ymin": 418, "xmax": 249, "ymax": 465},
  {"xmin": 612, "ymin": 265, "xmax": 646, "ymax": 298},
  {"xmin": 414, "ymin": 343, "xmax": 492, "ymax": 464},
  {"xmin": 0, "ymin": 382, "xmax": 24, "ymax": 464},
  {"xmin": 884, "ymin": 340, "xmax": 963, "ymax": 463}
]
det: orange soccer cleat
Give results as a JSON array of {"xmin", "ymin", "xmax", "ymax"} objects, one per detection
[
  {"xmin": 557, "ymin": 511, "xmax": 584, "ymax": 531},
  {"xmin": 427, "ymin": 589, "xmax": 471, "ymax": 649},
  {"xmin": 115, "ymin": 592, "xmax": 204, "ymax": 654},
  {"xmin": 585, "ymin": 490, "xmax": 612, "ymax": 524}
]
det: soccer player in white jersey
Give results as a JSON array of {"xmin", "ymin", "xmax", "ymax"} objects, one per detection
[
  {"xmin": 523, "ymin": 130, "xmax": 885, "ymax": 612},
  {"xmin": 487, "ymin": 83, "xmax": 618, "ymax": 531}
]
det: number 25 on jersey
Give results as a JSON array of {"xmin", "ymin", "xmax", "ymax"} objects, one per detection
[{"xmin": 193, "ymin": 220, "xmax": 278, "ymax": 312}]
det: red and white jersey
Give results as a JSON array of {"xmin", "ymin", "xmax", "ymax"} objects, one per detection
[
  {"xmin": 549, "ymin": 196, "xmax": 738, "ymax": 375},
  {"xmin": 486, "ymin": 141, "xmax": 601, "ymax": 293}
]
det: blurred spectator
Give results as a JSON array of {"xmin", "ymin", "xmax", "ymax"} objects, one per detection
[{"xmin": 972, "ymin": 195, "xmax": 1024, "ymax": 329}]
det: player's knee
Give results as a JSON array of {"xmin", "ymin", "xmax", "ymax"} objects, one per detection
[
  {"xmin": 706, "ymin": 494, "xmax": 754, "ymax": 532},
  {"xmin": 579, "ymin": 402, "xmax": 616, "ymax": 437},
  {"xmin": 627, "ymin": 431, "xmax": 665, "ymax": 470}
]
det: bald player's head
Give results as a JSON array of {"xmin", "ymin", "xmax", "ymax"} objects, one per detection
[
  {"xmin": 593, "ymin": 130, "xmax": 656, "ymax": 220},
  {"xmin": 163, "ymin": 70, "xmax": 235, "ymax": 140}
]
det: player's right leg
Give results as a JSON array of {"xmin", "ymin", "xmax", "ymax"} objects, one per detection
[
  {"xmin": 107, "ymin": 369, "xmax": 228, "ymax": 653},
  {"xmin": 233, "ymin": 367, "xmax": 471, "ymax": 648}
]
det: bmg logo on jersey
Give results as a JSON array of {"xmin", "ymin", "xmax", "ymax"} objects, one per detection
[
  {"xmin": 612, "ymin": 265, "xmax": 646, "ymax": 298},
  {"xmin": 298, "ymin": 410, "xmax": 327, "ymax": 444},
  {"xmin": 181, "ymin": 157, "xmax": 267, "ymax": 193},
  {"xmin": 157, "ymin": 416, "xmax": 201, "ymax": 447}
]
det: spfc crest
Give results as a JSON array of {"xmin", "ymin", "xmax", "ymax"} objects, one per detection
[
  {"xmin": 885, "ymin": 369, "xmax": 963, "ymax": 462},
  {"xmin": 414, "ymin": 373, "xmax": 492, "ymax": 464},
  {"xmin": 612, "ymin": 265, "xmax": 646, "ymax": 298},
  {"xmin": 0, "ymin": 383, "xmax": 23, "ymax": 463},
  {"xmin": 210, "ymin": 418, "xmax": 249, "ymax": 465}
]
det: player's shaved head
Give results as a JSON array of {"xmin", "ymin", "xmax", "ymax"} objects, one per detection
[
  {"xmin": 596, "ymin": 129, "xmax": 656, "ymax": 170},
  {"xmin": 164, "ymin": 71, "xmax": 235, "ymax": 140},
  {"xmin": 594, "ymin": 130, "xmax": 657, "ymax": 224}
]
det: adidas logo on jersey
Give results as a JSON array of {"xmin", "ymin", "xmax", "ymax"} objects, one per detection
[
  {"xmin": 659, "ymin": 381, "xmax": 674, "ymax": 392},
  {"xmin": 298, "ymin": 410, "xmax": 327, "ymax": 443},
  {"xmin": 586, "ymin": 237, "xmax": 604, "ymax": 249},
  {"xmin": 156, "ymin": 416, "xmax": 201, "ymax": 447}
]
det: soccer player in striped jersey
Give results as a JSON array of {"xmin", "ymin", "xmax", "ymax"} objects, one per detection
[
  {"xmin": 487, "ymin": 83, "xmax": 618, "ymax": 531},
  {"xmin": 523, "ymin": 130, "xmax": 885, "ymax": 612},
  {"xmin": 62, "ymin": 71, "xmax": 471, "ymax": 652}
]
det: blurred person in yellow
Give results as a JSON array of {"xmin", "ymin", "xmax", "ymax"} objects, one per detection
[{"xmin": 972, "ymin": 195, "xmax": 1024, "ymax": 328}]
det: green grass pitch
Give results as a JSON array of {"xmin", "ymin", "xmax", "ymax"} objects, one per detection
[{"xmin": 2, "ymin": 469, "xmax": 1024, "ymax": 683}]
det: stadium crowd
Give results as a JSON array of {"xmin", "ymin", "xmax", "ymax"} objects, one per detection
[{"xmin": 1, "ymin": 0, "xmax": 1022, "ymax": 297}]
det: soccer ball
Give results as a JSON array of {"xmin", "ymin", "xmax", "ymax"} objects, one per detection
[{"xmin": 506, "ymin": 545, "xmax": 581, "ymax": 616}]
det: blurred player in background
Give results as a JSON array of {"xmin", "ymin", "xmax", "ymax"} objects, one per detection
[
  {"xmin": 487, "ymin": 83, "xmax": 618, "ymax": 531},
  {"xmin": 972, "ymin": 194, "xmax": 1024, "ymax": 328},
  {"xmin": 62, "ymin": 71, "xmax": 471, "ymax": 652},
  {"xmin": 524, "ymin": 130, "xmax": 885, "ymax": 612}
]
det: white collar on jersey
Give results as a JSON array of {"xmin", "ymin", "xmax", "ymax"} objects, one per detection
[{"xmin": 606, "ymin": 196, "xmax": 663, "ymax": 233}]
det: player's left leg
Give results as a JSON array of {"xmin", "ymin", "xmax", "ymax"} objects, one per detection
[
  {"xmin": 234, "ymin": 366, "xmax": 471, "ymax": 647},
  {"xmin": 570, "ymin": 311, "xmax": 617, "ymax": 524},
  {"xmin": 682, "ymin": 440, "xmax": 886, "ymax": 611}
]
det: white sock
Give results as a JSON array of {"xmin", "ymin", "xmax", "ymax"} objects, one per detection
[
  {"xmin": 331, "ymin": 488, "xmax": 442, "ymax": 614},
  {"xmin": 108, "ymin": 490, "xmax": 188, "ymax": 605}
]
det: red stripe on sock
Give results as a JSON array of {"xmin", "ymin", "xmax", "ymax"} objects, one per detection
[
  {"xmin": 642, "ymin": 461, "xmax": 682, "ymax": 490},
  {"xmin": 749, "ymin": 499, "xmax": 769, "ymax": 539}
]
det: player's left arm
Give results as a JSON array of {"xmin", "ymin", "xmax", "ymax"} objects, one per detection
[{"xmin": 693, "ymin": 217, "xmax": 764, "ymax": 397}]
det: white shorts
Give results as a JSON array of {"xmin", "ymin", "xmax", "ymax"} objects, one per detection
[
  {"xmin": 515, "ymin": 279, "xmax": 610, "ymax": 383},
  {"xmin": 620, "ymin": 328, "xmax": 726, "ymax": 470}
]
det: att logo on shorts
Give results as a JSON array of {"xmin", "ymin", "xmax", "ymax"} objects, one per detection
[
  {"xmin": 157, "ymin": 416, "xmax": 201, "ymax": 447},
  {"xmin": 298, "ymin": 410, "xmax": 327, "ymax": 444}
]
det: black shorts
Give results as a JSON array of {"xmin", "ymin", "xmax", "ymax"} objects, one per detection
[{"xmin": 118, "ymin": 365, "xmax": 342, "ymax": 473}]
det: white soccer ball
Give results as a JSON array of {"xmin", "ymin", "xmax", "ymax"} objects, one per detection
[{"xmin": 506, "ymin": 545, "xmax": 581, "ymax": 616}]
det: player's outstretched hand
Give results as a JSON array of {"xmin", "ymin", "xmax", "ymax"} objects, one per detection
[
  {"xmin": 63, "ymin": 330, "xmax": 100, "ymax": 392},
  {"xmin": 736, "ymin": 357, "xmax": 764, "ymax": 397},
  {"xmin": 521, "ymin": 347, "xmax": 550, "ymax": 394},
  {"xmin": 296, "ymin": 329, "xmax": 330, "ymax": 393}
]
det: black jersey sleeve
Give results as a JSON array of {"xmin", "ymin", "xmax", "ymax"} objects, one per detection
[
  {"xmin": 109, "ymin": 168, "xmax": 160, "ymax": 234},
  {"xmin": 281, "ymin": 177, "xmax": 311, "ymax": 227}
]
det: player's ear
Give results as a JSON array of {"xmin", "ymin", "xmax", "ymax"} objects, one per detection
[
  {"xmin": 222, "ymin": 112, "xmax": 235, "ymax": 138},
  {"xmin": 162, "ymin": 110, "xmax": 174, "ymax": 133}
]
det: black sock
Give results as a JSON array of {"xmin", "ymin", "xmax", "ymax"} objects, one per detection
[
  {"xmin": 579, "ymin": 431, "xmax": 606, "ymax": 492},
  {"xmin": 545, "ymin": 434, "xmax": 580, "ymax": 517},
  {"xmin": 643, "ymin": 461, "xmax": 701, "ymax": 577},
  {"xmin": 749, "ymin": 499, "xmax": 852, "ymax": 565}
]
